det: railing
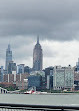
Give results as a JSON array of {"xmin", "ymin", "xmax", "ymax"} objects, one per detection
[{"xmin": 0, "ymin": 103, "xmax": 79, "ymax": 111}]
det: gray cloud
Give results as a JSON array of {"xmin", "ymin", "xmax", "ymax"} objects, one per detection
[
  {"xmin": 0, "ymin": 0, "xmax": 79, "ymax": 41},
  {"xmin": 0, "ymin": 0, "xmax": 79, "ymax": 68}
]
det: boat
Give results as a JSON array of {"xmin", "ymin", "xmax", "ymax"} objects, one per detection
[
  {"xmin": 24, "ymin": 86, "xmax": 37, "ymax": 94},
  {"xmin": 24, "ymin": 87, "xmax": 47, "ymax": 94}
]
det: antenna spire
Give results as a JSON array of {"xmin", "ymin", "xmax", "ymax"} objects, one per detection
[
  {"xmin": 8, "ymin": 44, "xmax": 10, "ymax": 51},
  {"xmin": 37, "ymin": 35, "xmax": 39, "ymax": 44}
]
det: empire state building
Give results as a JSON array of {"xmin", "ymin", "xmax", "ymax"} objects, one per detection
[
  {"xmin": 5, "ymin": 44, "xmax": 12, "ymax": 71},
  {"xmin": 33, "ymin": 37, "xmax": 43, "ymax": 71}
]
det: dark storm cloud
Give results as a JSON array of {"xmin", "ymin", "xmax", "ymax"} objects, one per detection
[{"xmin": 0, "ymin": 0, "xmax": 79, "ymax": 41}]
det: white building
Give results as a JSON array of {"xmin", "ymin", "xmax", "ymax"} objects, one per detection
[{"xmin": 53, "ymin": 65, "xmax": 74, "ymax": 90}]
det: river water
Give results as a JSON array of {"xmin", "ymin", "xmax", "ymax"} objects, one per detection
[{"xmin": 0, "ymin": 93, "xmax": 79, "ymax": 106}]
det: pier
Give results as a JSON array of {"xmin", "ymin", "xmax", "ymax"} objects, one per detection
[{"xmin": 0, "ymin": 87, "xmax": 7, "ymax": 94}]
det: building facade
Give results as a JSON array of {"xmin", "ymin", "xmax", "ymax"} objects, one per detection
[
  {"xmin": 24, "ymin": 66, "xmax": 31, "ymax": 74},
  {"xmin": 44, "ymin": 67, "xmax": 54, "ymax": 89},
  {"xmin": 53, "ymin": 65, "xmax": 74, "ymax": 90},
  {"xmin": 17, "ymin": 64, "xmax": 24, "ymax": 74},
  {"xmin": 33, "ymin": 37, "xmax": 43, "ymax": 71},
  {"xmin": 73, "ymin": 71, "xmax": 79, "ymax": 90},
  {"xmin": 8, "ymin": 61, "xmax": 16, "ymax": 74},
  {"xmin": 28, "ymin": 75, "xmax": 42, "ymax": 90},
  {"xmin": 3, "ymin": 73, "xmax": 29, "ymax": 90},
  {"xmin": 28, "ymin": 71, "xmax": 45, "ymax": 90},
  {"xmin": 65, "ymin": 66, "xmax": 74, "ymax": 88}
]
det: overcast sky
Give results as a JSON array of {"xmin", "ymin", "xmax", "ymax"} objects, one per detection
[{"xmin": 0, "ymin": 0, "xmax": 79, "ymax": 69}]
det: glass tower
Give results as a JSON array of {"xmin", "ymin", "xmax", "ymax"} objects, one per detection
[
  {"xmin": 33, "ymin": 37, "xmax": 43, "ymax": 71},
  {"xmin": 5, "ymin": 44, "xmax": 12, "ymax": 73}
]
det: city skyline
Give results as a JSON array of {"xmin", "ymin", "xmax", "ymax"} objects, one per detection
[
  {"xmin": 0, "ymin": 0, "xmax": 79, "ymax": 68},
  {"xmin": 1, "ymin": 39, "xmax": 79, "ymax": 69}
]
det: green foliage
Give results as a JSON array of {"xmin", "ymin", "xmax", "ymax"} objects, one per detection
[
  {"xmin": 6, "ymin": 86, "xmax": 18, "ymax": 91},
  {"xmin": 6, "ymin": 86, "xmax": 15, "ymax": 91},
  {"xmin": 51, "ymin": 90, "xmax": 62, "ymax": 93},
  {"xmin": 20, "ymin": 89, "xmax": 27, "ymax": 92}
]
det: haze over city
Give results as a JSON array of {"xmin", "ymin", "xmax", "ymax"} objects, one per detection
[{"xmin": 0, "ymin": 0, "xmax": 79, "ymax": 68}]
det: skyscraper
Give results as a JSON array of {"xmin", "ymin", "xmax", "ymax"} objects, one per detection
[
  {"xmin": 33, "ymin": 37, "xmax": 43, "ymax": 71},
  {"xmin": 5, "ymin": 44, "xmax": 12, "ymax": 73}
]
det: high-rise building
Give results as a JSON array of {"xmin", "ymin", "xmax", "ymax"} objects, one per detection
[
  {"xmin": 5, "ymin": 44, "xmax": 12, "ymax": 73},
  {"xmin": 17, "ymin": 64, "xmax": 24, "ymax": 74},
  {"xmin": 44, "ymin": 67, "xmax": 54, "ymax": 89},
  {"xmin": 33, "ymin": 37, "xmax": 43, "ymax": 71},
  {"xmin": 8, "ymin": 61, "xmax": 16, "ymax": 74},
  {"xmin": 24, "ymin": 66, "xmax": 31, "ymax": 74}
]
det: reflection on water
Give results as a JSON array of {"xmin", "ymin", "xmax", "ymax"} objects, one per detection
[{"xmin": 0, "ymin": 94, "xmax": 79, "ymax": 105}]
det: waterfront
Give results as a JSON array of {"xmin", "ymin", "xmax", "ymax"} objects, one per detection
[{"xmin": 0, "ymin": 94, "xmax": 79, "ymax": 106}]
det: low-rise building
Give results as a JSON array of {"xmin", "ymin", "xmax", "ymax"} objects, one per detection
[{"xmin": 3, "ymin": 73, "xmax": 29, "ymax": 90}]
